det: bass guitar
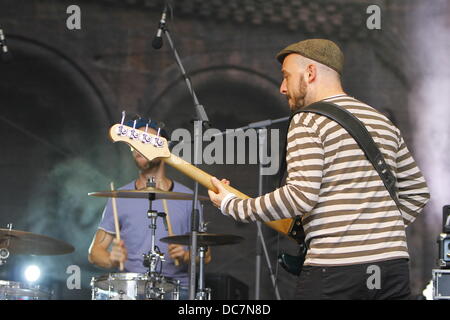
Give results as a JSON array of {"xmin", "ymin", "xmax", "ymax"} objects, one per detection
[{"xmin": 108, "ymin": 123, "xmax": 303, "ymax": 244}]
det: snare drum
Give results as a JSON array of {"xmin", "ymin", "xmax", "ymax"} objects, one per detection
[
  {"xmin": 0, "ymin": 280, "xmax": 52, "ymax": 300},
  {"xmin": 91, "ymin": 273, "xmax": 179, "ymax": 300}
]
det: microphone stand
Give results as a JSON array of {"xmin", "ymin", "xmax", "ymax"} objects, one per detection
[
  {"xmin": 256, "ymin": 127, "xmax": 281, "ymax": 300},
  {"xmin": 209, "ymin": 117, "xmax": 289, "ymax": 138},
  {"xmin": 209, "ymin": 117, "xmax": 288, "ymax": 300},
  {"xmin": 157, "ymin": 6, "xmax": 210, "ymax": 300}
]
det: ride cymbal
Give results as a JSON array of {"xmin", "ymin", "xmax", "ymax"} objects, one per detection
[
  {"xmin": 89, "ymin": 187, "xmax": 209, "ymax": 201},
  {"xmin": 0, "ymin": 229, "xmax": 74, "ymax": 255}
]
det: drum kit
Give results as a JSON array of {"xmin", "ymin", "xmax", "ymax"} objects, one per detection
[
  {"xmin": 88, "ymin": 181, "xmax": 244, "ymax": 300},
  {"xmin": 0, "ymin": 185, "xmax": 243, "ymax": 300},
  {"xmin": 0, "ymin": 225, "xmax": 74, "ymax": 300}
]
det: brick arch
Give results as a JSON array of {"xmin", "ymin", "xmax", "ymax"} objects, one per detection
[
  {"xmin": 143, "ymin": 64, "xmax": 288, "ymax": 133},
  {"xmin": 3, "ymin": 34, "xmax": 116, "ymax": 125},
  {"xmin": 0, "ymin": 35, "xmax": 131, "ymax": 286}
]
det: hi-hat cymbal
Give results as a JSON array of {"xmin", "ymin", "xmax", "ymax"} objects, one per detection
[
  {"xmin": 89, "ymin": 187, "xmax": 209, "ymax": 201},
  {"xmin": 0, "ymin": 229, "xmax": 75, "ymax": 256},
  {"xmin": 160, "ymin": 233, "xmax": 244, "ymax": 247}
]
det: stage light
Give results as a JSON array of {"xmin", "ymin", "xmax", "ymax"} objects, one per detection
[{"xmin": 24, "ymin": 265, "xmax": 41, "ymax": 282}]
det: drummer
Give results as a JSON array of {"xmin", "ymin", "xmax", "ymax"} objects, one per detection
[{"xmin": 88, "ymin": 118, "xmax": 211, "ymax": 299}]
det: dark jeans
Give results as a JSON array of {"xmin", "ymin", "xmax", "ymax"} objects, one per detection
[{"xmin": 295, "ymin": 258, "xmax": 411, "ymax": 300}]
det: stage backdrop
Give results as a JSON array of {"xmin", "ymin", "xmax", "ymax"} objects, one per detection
[{"xmin": 0, "ymin": 0, "xmax": 444, "ymax": 299}]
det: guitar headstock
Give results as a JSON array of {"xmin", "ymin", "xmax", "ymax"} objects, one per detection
[{"xmin": 109, "ymin": 124, "xmax": 170, "ymax": 161}]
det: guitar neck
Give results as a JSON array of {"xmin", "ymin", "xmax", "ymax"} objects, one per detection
[
  {"xmin": 163, "ymin": 153, "xmax": 294, "ymax": 239},
  {"xmin": 163, "ymin": 153, "xmax": 248, "ymax": 199}
]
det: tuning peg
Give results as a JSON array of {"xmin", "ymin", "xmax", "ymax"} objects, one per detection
[
  {"xmin": 130, "ymin": 119, "xmax": 139, "ymax": 139},
  {"xmin": 141, "ymin": 122, "xmax": 152, "ymax": 143},
  {"xmin": 155, "ymin": 128, "xmax": 164, "ymax": 147},
  {"xmin": 117, "ymin": 111, "xmax": 128, "ymax": 136}
]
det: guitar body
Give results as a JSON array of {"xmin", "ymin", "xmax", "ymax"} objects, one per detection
[
  {"xmin": 278, "ymin": 246, "xmax": 307, "ymax": 276},
  {"xmin": 278, "ymin": 215, "xmax": 308, "ymax": 276}
]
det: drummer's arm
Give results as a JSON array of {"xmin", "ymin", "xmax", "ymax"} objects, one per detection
[
  {"xmin": 88, "ymin": 229, "xmax": 120, "ymax": 269},
  {"xmin": 183, "ymin": 247, "xmax": 212, "ymax": 264},
  {"xmin": 169, "ymin": 245, "xmax": 212, "ymax": 265},
  {"xmin": 204, "ymin": 248, "xmax": 212, "ymax": 264}
]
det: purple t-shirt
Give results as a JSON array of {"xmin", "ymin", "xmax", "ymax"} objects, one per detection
[{"xmin": 98, "ymin": 180, "xmax": 201, "ymax": 286}]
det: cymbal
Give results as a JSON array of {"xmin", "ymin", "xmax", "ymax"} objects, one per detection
[
  {"xmin": 160, "ymin": 233, "xmax": 244, "ymax": 247},
  {"xmin": 88, "ymin": 187, "xmax": 209, "ymax": 201},
  {"xmin": 0, "ymin": 229, "xmax": 75, "ymax": 256}
]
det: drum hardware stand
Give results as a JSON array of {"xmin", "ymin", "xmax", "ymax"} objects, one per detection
[
  {"xmin": 0, "ymin": 224, "xmax": 13, "ymax": 266},
  {"xmin": 142, "ymin": 177, "xmax": 169, "ymax": 299},
  {"xmin": 195, "ymin": 244, "xmax": 211, "ymax": 300},
  {"xmin": 153, "ymin": 2, "xmax": 210, "ymax": 300},
  {"xmin": 0, "ymin": 248, "xmax": 9, "ymax": 266},
  {"xmin": 195, "ymin": 221, "xmax": 211, "ymax": 300}
]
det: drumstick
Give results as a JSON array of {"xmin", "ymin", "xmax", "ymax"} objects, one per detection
[
  {"xmin": 110, "ymin": 182, "xmax": 124, "ymax": 271},
  {"xmin": 162, "ymin": 199, "xmax": 180, "ymax": 267}
]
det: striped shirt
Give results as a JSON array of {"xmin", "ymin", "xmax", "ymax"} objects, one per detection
[{"xmin": 222, "ymin": 94, "xmax": 430, "ymax": 266}]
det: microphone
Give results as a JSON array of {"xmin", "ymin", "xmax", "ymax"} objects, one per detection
[
  {"xmin": 152, "ymin": 4, "xmax": 168, "ymax": 49},
  {"xmin": 0, "ymin": 28, "xmax": 12, "ymax": 62},
  {"xmin": 0, "ymin": 29, "xmax": 8, "ymax": 55}
]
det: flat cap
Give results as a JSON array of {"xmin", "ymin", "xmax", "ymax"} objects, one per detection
[{"xmin": 276, "ymin": 39, "xmax": 344, "ymax": 75}]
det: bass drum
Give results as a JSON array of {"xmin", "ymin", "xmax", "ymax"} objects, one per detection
[
  {"xmin": 0, "ymin": 280, "xmax": 52, "ymax": 300},
  {"xmin": 91, "ymin": 273, "xmax": 179, "ymax": 300}
]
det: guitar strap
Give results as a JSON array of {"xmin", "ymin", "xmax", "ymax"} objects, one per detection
[{"xmin": 279, "ymin": 101, "xmax": 402, "ymax": 243}]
